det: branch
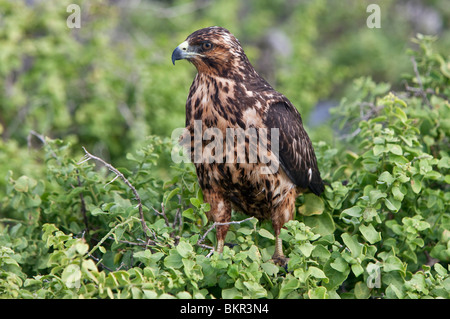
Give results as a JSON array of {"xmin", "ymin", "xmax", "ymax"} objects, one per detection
[
  {"xmin": 197, "ymin": 217, "xmax": 256, "ymax": 254},
  {"xmin": 27, "ymin": 130, "xmax": 60, "ymax": 163},
  {"xmin": 338, "ymin": 102, "xmax": 384, "ymax": 140},
  {"xmin": 150, "ymin": 203, "xmax": 170, "ymax": 227},
  {"xmin": 88, "ymin": 216, "xmax": 138, "ymax": 256},
  {"xmin": 75, "ymin": 170, "xmax": 88, "ymax": 231},
  {"xmin": 409, "ymin": 56, "xmax": 432, "ymax": 109},
  {"xmin": 173, "ymin": 194, "xmax": 183, "ymax": 234},
  {"xmin": 107, "ymin": 236, "xmax": 157, "ymax": 247},
  {"xmin": 149, "ymin": 0, "xmax": 212, "ymax": 18},
  {"xmin": 78, "ymin": 147, "xmax": 153, "ymax": 243}
]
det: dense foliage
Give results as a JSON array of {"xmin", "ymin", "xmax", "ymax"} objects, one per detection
[{"xmin": 0, "ymin": 1, "xmax": 449, "ymax": 299}]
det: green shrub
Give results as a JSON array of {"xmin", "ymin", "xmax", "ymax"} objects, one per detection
[{"xmin": 0, "ymin": 15, "xmax": 449, "ymax": 301}]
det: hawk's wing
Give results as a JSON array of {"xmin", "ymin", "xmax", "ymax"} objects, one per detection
[{"xmin": 265, "ymin": 101, "xmax": 324, "ymax": 196}]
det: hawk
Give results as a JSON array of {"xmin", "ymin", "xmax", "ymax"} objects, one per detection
[{"xmin": 172, "ymin": 26, "xmax": 324, "ymax": 265}]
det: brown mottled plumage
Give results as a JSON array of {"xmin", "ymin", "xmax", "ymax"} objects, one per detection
[{"xmin": 172, "ymin": 26, "xmax": 324, "ymax": 264}]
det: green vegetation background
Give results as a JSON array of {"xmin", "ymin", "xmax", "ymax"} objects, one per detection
[{"xmin": 0, "ymin": 0, "xmax": 449, "ymax": 299}]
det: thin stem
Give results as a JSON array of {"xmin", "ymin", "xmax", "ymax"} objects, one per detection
[
  {"xmin": 79, "ymin": 147, "xmax": 153, "ymax": 243},
  {"xmin": 196, "ymin": 217, "xmax": 255, "ymax": 253}
]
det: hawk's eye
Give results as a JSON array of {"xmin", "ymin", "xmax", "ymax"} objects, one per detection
[{"xmin": 202, "ymin": 42, "xmax": 213, "ymax": 51}]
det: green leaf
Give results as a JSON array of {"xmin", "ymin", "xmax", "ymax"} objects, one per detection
[
  {"xmin": 394, "ymin": 106, "xmax": 407, "ymax": 122},
  {"xmin": 293, "ymin": 268, "xmax": 307, "ymax": 283},
  {"xmin": 425, "ymin": 170, "xmax": 441, "ymax": 180},
  {"xmin": 437, "ymin": 157, "xmax": 450, "ymax": 169},
  {"xmin": 222, "ymin": 287, "xmax": 242, "ymax": 299},
  {"xmin": 176, "ymin": 291, "xmax": 192, "ymax": 299},
  {"xmin": 299, "ymin": 243, "xmax": 314, "ymax": 257},
  {"xmin": 434, "ymin": 263, "xmax": 448, "ymax": 277},
  {"xmin": 355, "ymin": 281, "xmax": 371, "ymax": 299},
  {"xmin": 308, "ymin": 286, "xmax": 327, "ymax": 299},
  {"xmin": 373, "ymin": 137, "xmax": 385, "ymax": 144},
  {"xmin": 384, "ymin": 197, "xmax": 401, "ymax": 212},
  {"xmin": 411, "ymin": 175, "xmax": 422, "ymax": 194},
  {"xmin": 14, "ymin": 176, "xmax": 35, "ymax": 192},
  {"xmin": 405, "ymin": 273, "xmax": 428, "ymax": 294},
  {"xmin": 134, "ymin": 251, "xmax": 164, "ymax": 266},
  {"xmin": 227, "ymin": 264, "xmax": 239, "ymax": 279},
  {"xmin": 340, "ymin": 206, "xmax": 362, "ymax": 219},
  {"xmin": 182, "ymin": 258, "xmax": 203, "ymax": 281},
  {"xmin": 261, "ymin": 262, "xmax": 279, "ymax": 276},
  {"xmin": 330, "ymin": 256, "xmax": 348, "ymax": 273},
  {"xmin": 373, "ymin": 145, "xmax": 385, "ymax": 156},
  {"xmin": 163, "ymin": 187, "xmax": 180, "ymax": 206},
  {"xmin": 377, "ymin": 171, "xmax": 395, "ymax": 186},
  {"xmin": 359, "ymin": 224, "xmax": 381, "ymax": 244},
  {"xmin": 243, "ymin": 281, "xmax": 267, "ymax": 298},
  {"xmin": 341, "ymin": 233, "xmax": 362, "ymax": 258},
  {"xmin": 369, "ymin": 190, "xmax": 387, "ymax": 205},
  {"xmin": 351, "ymin": 263, "xmax": 364, "ymax": 277},
  {"xmin": 90, "ymin": 206, "xmax": 107, "ymax": 216},
  {"xmin": 164, "ymin": 250, "xmax": 183, "ymax": 269},
  {"xmin": 362, "ymin": 207, "xmax": 378, "ymax": 222},
  {"xmin": 324, "ymin": 258, "xmax": 350, "ymax": 290},
  {"xmin": 182, "ymin": 208, "xmax": 195, "ymax": 221},
  {"xmin": 298, "ymin": 193, "xmax": 325, "ymax": 216},
  {"xmin": 75, "ymin": 241, "xmax": 89, "ymax": 255},
  {"xmin": 386, "ymin": 283, "xmax": 404, "ymax": 299},
  {"xmin": 258, "ymin": 228, "xmax": 275, "ymax": 240},
  {"xmin": 176, "ymin": 241, "xmax": 193, "ymax": 258},
  {"xmin": 391, "ymin": 186, "xmax": 405, "ymax": 201},
  {"xmin": 383, "ymin": 255, "xmax": 404, "ymax": 272},
  {"xmin": 308, "ymin": 266, "xmax": 327, "ymax": 279},
  {"xmin": 304, "ymin": 212, "xmax": 335, "ymax": 236},
  {"xmin": 386, "ymin": 144, "xmax": 403, "ymax": 155},
  {"xmin": 247, "ymin": 245, "xmax": 261, "ymax": 261},
  {"xmin": 278, "ymin": 276, "xmax": 300, "ymax": 299},
  {"xmin": 61, "ymin": 264, "xmax": 81, "ymax": 288},
  {"xmin": 190, "ymin": 197, "xmax": 201, "ymax": 208},
  {"xmin": 312, "ymin": 244, "xmax": 331, "ymax": 260}
]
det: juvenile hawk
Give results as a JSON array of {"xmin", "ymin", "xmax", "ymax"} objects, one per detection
[{"xmin": 172, "ymin": 26, "xmax": 324, "ymax": 264}]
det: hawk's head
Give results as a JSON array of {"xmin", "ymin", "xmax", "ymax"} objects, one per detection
[{"xmin": 172, "ymin": 26, "xmax": 250, "ymax": 78}]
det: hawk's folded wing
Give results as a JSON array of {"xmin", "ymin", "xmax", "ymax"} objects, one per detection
[{"xmin": 265, "ymin": 101, "xmax": 324, "ymax": 196}]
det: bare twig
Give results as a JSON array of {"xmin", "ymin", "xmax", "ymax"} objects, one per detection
[
  {"xmin": 148, "ymin": 0, "xmax": 212, "ymax": 18},
  {"xmin": 173, "ymin": 194, "xmax": 183, "ymax": 234},
  {"xmin": 404, "ymin": 83, "xmax": 448, "ymax": 101},
  {"xmin": 79, "ymin": 147, "xmax": 152, "ymax": 243},
  {"xmin": 410, "ymin": 56, "xmax": 432, "ymax": 109},
  {"xmin": 27, "ymin": 130, "xmax": 46, "ymax": 146},
  {"xmin": 150, "ymin": 203, "xmax": 170, "ymax": 227},
  {"xmin": 75, "ymin": 170, "xmax": 88, "ymax": 231},
  {"xmin": 27, "ymin": 130, "xmax": 60, "ymax": 163},
  {"xmin": 424, "ymin": 250, "xmax": 440, "ymax": 267},
  {"xmin": 87, "ymin": 253, "xmax": 113, "ymax": 272},
  {"xmin": 338, "ymin": 127, "xmax": 361, "ymax": 140},
  {"xmin": 108, "ymin": 236, "xmax": 156, "ymax": 247},
  {"xmin": 197, "ymin": 217, "xmax": 256, "ymax": 253},
  {"xmin": 338, "ymin": 102, "xmax": 384, "ymax": 140},
  {"xmin": 409, "ymin": 154, "xmax": 433, "ymax": 165}
]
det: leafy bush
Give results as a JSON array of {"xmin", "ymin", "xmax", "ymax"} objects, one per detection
[
  {"xmin": 1, "ymin": 34, "xmax": 448, "ymax": 299},
  {"xmin": 3, "ymin": 0, "xmax": 449, "ymax": 172}
]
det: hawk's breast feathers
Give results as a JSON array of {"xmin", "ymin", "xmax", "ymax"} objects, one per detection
[{"xmin": 173, "ymin": 26, "xmax": 324, "ymax": 218}]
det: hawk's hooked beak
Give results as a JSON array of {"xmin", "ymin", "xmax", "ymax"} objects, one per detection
[
  {"xmin": 172, "ymin": 40, "xmax": 201, "ymax": 65},
  {"xmin": 172, "ymin": 41, "xmax": 190, "ymax": 65}
]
